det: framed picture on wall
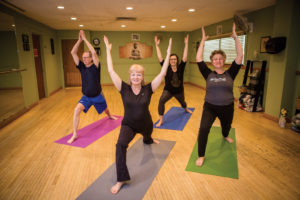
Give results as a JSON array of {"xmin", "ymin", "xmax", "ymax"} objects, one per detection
[
  {"xmin": 260, "ymin": 36, "xmax": 270, "ymax": 53},
  {"xmin": 131, "ymin": 33, "xmax": 140, "ymax": 41}
]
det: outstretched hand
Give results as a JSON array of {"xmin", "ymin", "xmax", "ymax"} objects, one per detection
[
  {"xmin": 232, "ymin": 23, "xmax": 237, "ymax": 39},
  {"xmin": 167, "ymin": 38, "xmax": 172, "ymax": 55},
  {"xmin": 154, "ymin": 36, "xmax": 160, "ymax": 46},
  {"xmin": 104, "ymin": 36, "xmax": 112, "ymax": 51},
  {"xmin": 201, "ymin": 27, "xmax": 209, "ymax": 41},
  {"xmin": 184, "ymin": 34, "xmax": 189, "ymax": 44}
]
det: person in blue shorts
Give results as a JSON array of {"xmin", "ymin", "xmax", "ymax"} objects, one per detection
[{"xmin": 68, "ymin": 30, "xmax": 116, "ymax": 144}]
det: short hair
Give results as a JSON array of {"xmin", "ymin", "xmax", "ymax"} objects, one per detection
[
  {"xmin": 128, "ymin": 64, "xmax": 145, "ymax": 85},
  {"xmin": 210, "ymin": 50, "xmax": 226, "ymax": 61},
  {"xmin": 83, "ymin": 51, "xmax": 92, "ymax": 57}
]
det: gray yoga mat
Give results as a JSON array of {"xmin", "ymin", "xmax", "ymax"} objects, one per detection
[{"xmin": 76, "ymin": 138, "xmax": 176, "ymax": 200}]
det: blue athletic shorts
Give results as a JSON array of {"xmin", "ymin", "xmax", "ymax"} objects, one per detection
[{"xmin": 79, "ymin": 93, "xmax": 107, "ymax": 114}]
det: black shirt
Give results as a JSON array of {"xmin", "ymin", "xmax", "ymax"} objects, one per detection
[
  {"xmin": 160, "ymin": 60, "xmax": 186, "ymax": 94},
  {"xmin": 76, "ymin": 61, "xmax": 102, "ymax": 97},
  {"xmin": 120, "ymin": 81, "xmax": 153, "ymax": 131},
  {"xmin": 197, "ymin": 60, "xmax": 241, "ymax": 105}
]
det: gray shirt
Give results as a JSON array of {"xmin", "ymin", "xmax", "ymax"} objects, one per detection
[{"xmin": 197, "ymin": 61, "xmax": 241, "ymax": 105}]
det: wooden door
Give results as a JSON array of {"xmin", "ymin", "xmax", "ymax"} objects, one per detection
[
  {"xmin": 61, "ymin": 39, "xmax": 84, "ymax": 87},
  {"xmin": 32, "ymin": 34, "xmax": 45, "ymax": 99}
]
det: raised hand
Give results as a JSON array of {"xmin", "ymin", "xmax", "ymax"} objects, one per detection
[
  {"xmin": 78, "ymin": 31, "xmax": 82, "ymax": 42},
  {"xmin": 184, "ymin": 34, "xmax": 189, "ymax": 44},
  {"xmin": 104, "ymin": 36, "xmax": 112, "ymax": 51},
  {"xmin": 79, "ymin": 30, "xmax": 87, "ymax": 40},
  {"xmin": 201, "ymin": 27, "xmax": 209, "ymax": 41},
  {"xmin": 154, "ymin": 36, "xmax": 160, "ymax": 46},
  {"xmin": 167, "ymin": 38, "xmax": 172, "ymax": 55},
  {"xmin": 232, "ymin": 23, "xmax": 237, "ymax": 39}
]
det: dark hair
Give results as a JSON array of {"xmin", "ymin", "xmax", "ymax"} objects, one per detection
[
  {"xmin": 210, "ymin": 50, "xmax": 226, "ymax": 61},
  {"xmin": 170, "ymin": 53, "xmax": 179, "ymax": 67}
]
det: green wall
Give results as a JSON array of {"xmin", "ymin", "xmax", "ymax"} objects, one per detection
[
  {"xmin": 0, "ymin": 4, "xmax": 62, "ymax": 107},
  {"xmin": 0, "ymin": 31, "xmax": 22, "ymax": 88},
  {"xmin": 1, "ymin": 1, "xmax": 299, "ymax": 118},
  {"xmin": 57, "ymin": 30, "xmax": 188, "ymax": 85}
]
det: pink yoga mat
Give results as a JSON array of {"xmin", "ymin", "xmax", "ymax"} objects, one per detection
[{"xmin": 55, "ymin": 116, "xmax": 123, "ymax": 148}]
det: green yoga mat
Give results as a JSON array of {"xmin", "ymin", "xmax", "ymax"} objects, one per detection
[{"xmin": 186, "ymin": 127, "xmax": 238, "ymax": 179}]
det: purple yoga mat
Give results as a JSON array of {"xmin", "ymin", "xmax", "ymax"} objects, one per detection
[{"xmin": 55, "ymin": 116, "xmax": 123, "ymax": 148}]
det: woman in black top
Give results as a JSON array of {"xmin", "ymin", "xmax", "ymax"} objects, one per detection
[
  {"xmin": 195, "ymin": 24, "xmax": 243, "ymax": 167},
  {"xmin": 104, "ymin": 36, "xmax": 172, "ymax": 194},
  {"xmin": 154, "ymin": 35, "xmax": 192, "ymax": 127}
]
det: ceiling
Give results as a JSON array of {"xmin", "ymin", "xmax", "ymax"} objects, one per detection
[{"xmin": 2, "ymin": 0, "xmax": 275, "ymax": 31}]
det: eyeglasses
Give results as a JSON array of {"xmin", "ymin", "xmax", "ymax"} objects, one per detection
[{"xmin": 170, "ymin": 58, "xmax": 177, "ymax": 61}]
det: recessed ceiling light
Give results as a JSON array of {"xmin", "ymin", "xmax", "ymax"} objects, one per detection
[
  {"xmin": 161, "ymin": 25, "xmax": 166, "ymax": 28},
  {"xmin": 188, "ymin": 8, "xmax": 195, "ymax": 12},
  {"xmin": 12, "ymin": 24, "xmax": 15, "ymax": 27},
  {"xmin": 57, "ymin": 6, "xmax": 64, "ymax": 9},
  {"xmin": 121, "ymin": 25, "xmax": 126, "ymax": 28},
  {"xmin": 126, "ymin": 7, "xmax": 133, "ymax": 10},
  {"xmin": 71, "ymin": 17, "xmax": 77, "ymax": 21},
  {"xmin": 79, "ymin": 24, "xmax": 84, "ymax": 27},
  {"xmin": 171, "ymin": 19, "xmax": 177, "ymax": 22}
]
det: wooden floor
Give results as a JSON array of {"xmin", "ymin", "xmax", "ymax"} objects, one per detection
[{"xmin": 0, "ymin": 84, "xmax": 299, "ymax": 200}]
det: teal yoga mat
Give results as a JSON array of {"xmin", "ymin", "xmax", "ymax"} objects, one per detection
[{"xmin": 186, "ymin": 127, "xmax": 238, "ymax": 179}]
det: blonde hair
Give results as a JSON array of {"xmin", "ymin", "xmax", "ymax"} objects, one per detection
[
  {"xmin": 128, "ymin": 64, "xmax": 145, "ymax": 85},
  {"xmin": 210, "ymin": 50, "xmax": 226, "ymax": 61}
]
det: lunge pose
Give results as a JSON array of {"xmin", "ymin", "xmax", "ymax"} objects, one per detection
[
  {"xmin": 195, "ymin": 24, "xmax": 243, "ymax": 166},
  {"xmin": 68, "ymin": 30, "xmax": 116, "ymax": 144},
  {"xmin": 104, "ymin": 36, "xmax": 172, "ymax": 194},
  {"xmin": 154, "ymin": 35, "xmax": 192, "ymax": 127}
]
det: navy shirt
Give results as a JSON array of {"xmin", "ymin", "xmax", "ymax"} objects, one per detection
[
  {"xmin": 120, "ymin": 81, "xmax": 153, "ymax": 131},
  {"xmin": 160, "ymin": 60, "xmax": 186, "ymax": 94},
  {"xmin": 197, "ymin": 60, "xmax": 241, "ymax": 105},
  {"xmin": 76, "ymin": 61, "xmax": 102, "ymax": 97}
]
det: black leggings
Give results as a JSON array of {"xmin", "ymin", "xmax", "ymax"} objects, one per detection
[
  {"xmin": 198, "ymin": 102, "xmax": 234, "ymax": 157},
  {"xmin": 116, "ymin": 124, "xmax": 153, "ymax": 182},
  {"xmin": 158, "ymin": 90, "xmax": 187, "ymax": 115}
]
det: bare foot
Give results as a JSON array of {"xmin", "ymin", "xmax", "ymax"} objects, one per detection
[
  {"xmin": 185, "ymin": 108, "xmax": 193, "ymax": 114},
  {"xmin": 153, "ymin": 139, "xmax": 160, "ymax": 144},
  {"xmin": 156, "ymin": 119, "xmax": 163, "ymax": 127},
  {"xmin": 224, "ymin": 137, "xmax": 234, "ymax": 143},
  {"xmin": 109, "ymin": 115, "xmax": 118, "ymax": 120},
  {"xmin": 196, "ymin": 157, "xmax": 205, "ymax": 167},
  {"xmin": 111, "ymin": 182, "xmax": 126, "ymax": 194},
  {"xmin": 67, "ymin": 135, "xmax": 78, "ymax": 144}
]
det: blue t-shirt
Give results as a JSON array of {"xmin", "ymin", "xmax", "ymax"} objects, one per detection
[{"xmin": 76, "ymin": 61, "xmax": 102, "ymax": 97}]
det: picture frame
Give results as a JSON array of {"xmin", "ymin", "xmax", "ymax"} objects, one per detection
[
  {"xmin": 131, "ymin": 33, "xmax": 140, "ymax": 41},
  {"xmin": 22, "ymin": 34, "xmax": 29, "ymax": 43},
  {"xmin": 260, "ymin": 36, "xmax": 270, "ymax": 53},
  {"xmin": 93, "ymin": 38, "xmax": 100, "ymax": 46}
]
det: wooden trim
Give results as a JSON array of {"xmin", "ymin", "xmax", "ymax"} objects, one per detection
[
  {"xmin": 49, "ymin": 87, "xmax": 62, "ymax": 96},
  {"xmin": 263, "ymin": 113, "xmax": 278, "ymax": 122},
  {"xmin": 0, "ymin": 68, "xmax": 26, "ymax": 74},
  {"xmin": 0, "ymin": 102, "xmax": 38, "ymax": 129},
  {"xmin": 0, "ymin": 87, "xmax": 23, "ymax": 90}
]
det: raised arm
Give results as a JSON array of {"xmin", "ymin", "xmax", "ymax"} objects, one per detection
[
  {"xmin": 232, "ymin": 23, "xmax": 243, "ymax": 65},
  {"xmin": 182, "ymin": 34, "xmax": 189, "ymax": 62},
  {"xmin": 80, "ymin": 30, "xmax": 99, "ymax": 67},
  {"xmin": 70, "ymin": 31, "xmax": 82, "ymax": 66},
  {"xmin": 154, "ymin": 36, "xmax": 163, "ymax": 63},
  {"xmin": 196, "ymin": 27, "xmax": 209, "ymax": 62},
  {"xmin": 104, "ymin": 36, "xmax": 122, "ymax": 91},
  {"xmin": 151, "ymin": 38, "xmax": 172, "ymax": 92}
]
